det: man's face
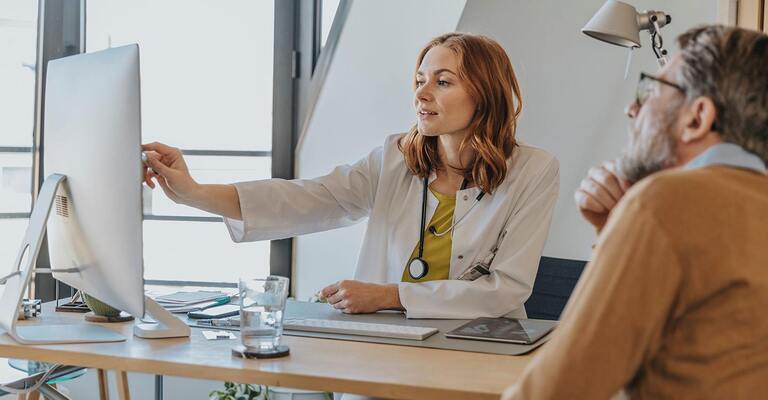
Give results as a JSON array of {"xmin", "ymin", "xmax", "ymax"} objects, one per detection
[{"xmin": 617, "ymin": 57, "xmax": 687, "ymax": 183}]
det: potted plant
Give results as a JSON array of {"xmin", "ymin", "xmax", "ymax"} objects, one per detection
[{"xmin": 209, "ymin": 381, "xmax": 266, "ymax": 400}]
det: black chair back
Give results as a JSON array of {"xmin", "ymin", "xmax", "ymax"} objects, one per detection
[{"xmin": 524, "ymin": 256, "xmax": 587, "ymax": 320}]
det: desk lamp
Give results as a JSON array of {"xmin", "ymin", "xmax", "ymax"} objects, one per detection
[{"xmin": 582, "ymin": 0, "xmax": 672, "ymax": 67}]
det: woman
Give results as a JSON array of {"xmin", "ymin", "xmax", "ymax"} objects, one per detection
[{"xmin": 143, "ymin": 32, "xmax": 559, "ymax": 319}]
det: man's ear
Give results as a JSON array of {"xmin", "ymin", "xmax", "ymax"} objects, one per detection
[{"xmin": 680, "ymin": 96, "xmax": 718, "ymax": 143}]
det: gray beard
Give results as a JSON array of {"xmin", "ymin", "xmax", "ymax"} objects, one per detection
[{"xmin": 617, "ymin": 108, "xmax": 680, "ymax": 183}]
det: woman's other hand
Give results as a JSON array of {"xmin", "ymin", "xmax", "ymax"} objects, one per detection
[
  {"xmin": 574, "ymin": 160, "xmax": 631, "ymax": 233},
  {"xmin": 320, "ymin": 280, "xmax": 403, "ymax": 314},
  {"xmin": 142, "ymin": 142, "xmax": 200, "ymax": 206}
]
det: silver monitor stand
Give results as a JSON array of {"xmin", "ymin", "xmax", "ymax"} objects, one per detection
[{"xmin": 0, "ymin": 174, "xmax": 189, "ymax": 344}]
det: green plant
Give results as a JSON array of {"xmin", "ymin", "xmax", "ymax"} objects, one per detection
[
  {"xmin": 209, "ymin": 381, "xmax": 266, "ymax": 400},
  {"xmin": 209, "ymin": 383, "xmax": 334, "ymax": 399},
  {"xmin": 81, "ymin": 293, "xmax": 121, "ymax": 317}
]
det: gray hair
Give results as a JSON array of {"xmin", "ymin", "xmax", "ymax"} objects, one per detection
[{"xmin": 676, "ymin": 25, "xmax": 768, "ymax": 164}]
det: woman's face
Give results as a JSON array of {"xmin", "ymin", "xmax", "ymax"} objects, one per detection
[{"xmin": 414, "ymin": 46, "xmax": 476, "ymax": 138}]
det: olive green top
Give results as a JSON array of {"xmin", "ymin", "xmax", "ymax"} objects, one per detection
[{"xmin": 402, "ymin": 188, "xmax": 455, "ymax": 282}]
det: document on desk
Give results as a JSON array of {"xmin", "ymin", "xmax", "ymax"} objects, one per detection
[
  {"xmin": 162, "ymin": 298, "xmax": 232, "ymax": 314},
  {"xmin": 149, "ymin": 289, "xmax": 235, "ymax": 313},
  {"xmin": 155, "ymin": 290, "xmax": 227, "ymax": 305},
  {"xmin": 201, "ymin": 330, "xmax": 237, "ymax": 340}
]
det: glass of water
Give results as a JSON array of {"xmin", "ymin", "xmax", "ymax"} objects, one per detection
[{"xmin": 238, "ymin": 276, "xmax": 289, "ymax": 352}]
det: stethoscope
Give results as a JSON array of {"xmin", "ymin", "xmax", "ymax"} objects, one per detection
[{"xmin": 407, "ymin": 173, "xmax": 485, "ymax": 280}]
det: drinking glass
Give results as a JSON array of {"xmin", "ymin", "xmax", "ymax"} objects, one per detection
[{"xmin": 238, "ymin": 276, "xmax": 289, "ymax": 352}]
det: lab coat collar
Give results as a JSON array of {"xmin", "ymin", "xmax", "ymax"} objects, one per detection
[{"xmin": 425, "ymin": 170, "xmax": 484, "ymax": 197}]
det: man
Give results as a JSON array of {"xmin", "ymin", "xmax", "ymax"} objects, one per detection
[{"xmin": 504, "ymin": 25, "xmax": 768, "ymax": 399}]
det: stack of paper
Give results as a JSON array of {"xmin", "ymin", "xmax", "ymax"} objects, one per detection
[{"xmin": 154, "ymin": 290, "xmax": 234, "ymax": 314}]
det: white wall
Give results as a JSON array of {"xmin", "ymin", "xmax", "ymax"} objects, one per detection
[
  {"xmin": 457, "ymin": 0, "xmax": 717, "ymax": 260},
  {"xmin": 294, "ymin": 0, "xmax": 467, "ymax": 301},
  {"xmin": 294, "ymin": 1, "xmax": 718, "ymax": 302}
]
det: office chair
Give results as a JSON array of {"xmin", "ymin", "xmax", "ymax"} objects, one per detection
[
  {"xmin": 524, "ymin": 256, "xmax": 587, "ymax": 320},
  {"xmin": 0, "ymin": 362, "xmax": 85, "ymax": 400}
]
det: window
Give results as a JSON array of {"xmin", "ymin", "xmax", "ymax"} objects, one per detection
[
  {"xmin": 85, "ymin": 0, "xmax": 275, "ymax": 284},
  {"xmin": 6, "ymin": 0, "xmax": 347, "ymax": 298},
  {"xmin": 0, "ymin": 1, "xmax": 37, "ymax": 270},
  {"xmin": 321, "ymin": 0, "xmax": 341, "ymax": 48}
]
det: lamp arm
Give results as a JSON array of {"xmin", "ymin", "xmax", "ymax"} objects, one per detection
[{"xmin": 649, "ymin": 18, "xmax": 670, "ymax": 67}]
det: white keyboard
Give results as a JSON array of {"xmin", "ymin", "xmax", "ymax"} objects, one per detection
[{"xmin": 283, "ymin": 318, "xmax": 438, "ymax": 341}]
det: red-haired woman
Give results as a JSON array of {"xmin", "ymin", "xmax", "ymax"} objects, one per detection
[{"xmin": 143, "ymin": 33, "xmax": 559, "ymax": 319}]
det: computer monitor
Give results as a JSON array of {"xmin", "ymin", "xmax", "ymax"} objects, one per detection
[
  {"xmin": 45, "ymin": 44, "xmax": 145, "ymax": 319},
  {"xmin": 0, "ymin": 44, "xmax": 189, "ymax": 344}
]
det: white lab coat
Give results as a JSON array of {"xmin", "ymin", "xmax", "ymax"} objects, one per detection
[{"xmin": 224, "ymin": 134, "xmax": 559, "ymax": 319}]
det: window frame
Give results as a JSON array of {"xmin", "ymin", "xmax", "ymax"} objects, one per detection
[
  {"xmin": 27, "ymin": 0, "xmax": 350, "ymax": 300},
  {"xmin": 0, "ymin": 146, "xmax": 33, "ymax": 219}
]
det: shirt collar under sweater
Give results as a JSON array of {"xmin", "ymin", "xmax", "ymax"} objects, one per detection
[{"xmin": 685, "ymin": 142, "xmax": 766, "ymax": 174}]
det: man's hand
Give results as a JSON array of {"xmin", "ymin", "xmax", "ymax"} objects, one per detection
[
  {"xmin": 320, "ymin": 280, "xmax": 403, "ymax": 314},
  {"xmin": 574, "ymin": 161, "xmax": 631, "ymax": 233}
]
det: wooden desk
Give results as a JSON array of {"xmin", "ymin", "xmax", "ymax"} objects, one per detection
[{"xmin": 0, "ymin": 311, "xmax": 535, "ymax": 400}]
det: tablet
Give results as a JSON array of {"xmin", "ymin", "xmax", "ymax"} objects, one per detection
[{"xmin": 445, "ymin": 317, "xmax": 556, "ymax": 345}]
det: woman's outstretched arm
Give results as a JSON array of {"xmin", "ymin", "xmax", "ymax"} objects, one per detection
[{"xmin": 142, "ymin": 142, "xmax": 242, "ymax": 220}]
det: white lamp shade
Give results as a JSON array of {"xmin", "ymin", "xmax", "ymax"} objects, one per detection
[{"xmin": 582, "ymin": 0, "xmax": 641, "ymax": 48}]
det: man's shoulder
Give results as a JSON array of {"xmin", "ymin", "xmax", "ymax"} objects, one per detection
[
  {"xmin": 626, "ymin": 168, "xmax": 709, "ymax": 205},
  {"xmin": 623, "ymin": 166, "xmax": 765, "ymax": 213}
]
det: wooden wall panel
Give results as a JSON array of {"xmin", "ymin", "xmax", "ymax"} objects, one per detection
[
  {"xmin": 738, "ymin": 0, "xmax": 762, "ymax": 30},
  {"xmin": 718, "ymin": 0, "xmax": 738, "ymax": 25}
]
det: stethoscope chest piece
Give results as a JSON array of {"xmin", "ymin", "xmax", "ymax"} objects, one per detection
[{"xmin": 408, "ymin": 257, "xmax": 429, "ymax": 280}]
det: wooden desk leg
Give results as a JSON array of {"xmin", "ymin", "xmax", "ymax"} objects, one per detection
[
  {"xmin": 116, "ymin": 370, "xmax": 131, "ymax": 400},
  {"xmin": 17, "ymin": 381, "xmax": 56, "ymax": 400},
  {"xmin": 98, "ymin": 369, "xmax": 110, "ymax": 400}
]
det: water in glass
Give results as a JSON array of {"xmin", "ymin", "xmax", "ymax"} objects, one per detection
[{"xmin": 239, "ymin": 276, "xmax": 288, "ymax": 352}]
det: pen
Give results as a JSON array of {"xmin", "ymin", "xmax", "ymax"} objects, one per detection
[
  {"xmin": 196, "ymin": 296, "xmax": 233, "ymax": 312},
  {"xmin": 196, "ymin": 317, "xmax": 239, "ymax": 327}
]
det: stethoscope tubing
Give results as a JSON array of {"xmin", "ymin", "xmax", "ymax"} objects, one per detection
[
  {"xmin": 429, "ymin": 191, "xmax": 485, "ymax": 237},
  {"xmin": 417, "ymin": 174, "xmax": 429, "ymax": 259},
  {"xmin": 409, "ymin": 173, "xmax": 484, "ymax": 280}
]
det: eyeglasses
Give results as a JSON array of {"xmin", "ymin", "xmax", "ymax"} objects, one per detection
[{"xmin": 635, "ymin": 72, "xmax": 686, "ymax": 108}]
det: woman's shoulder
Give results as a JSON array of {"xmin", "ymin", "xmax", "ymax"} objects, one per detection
[
  {"xmin": 383, "ymin": 132, "xmax": 407, "ymax": 148},
  {"xmin": 354, "ymin": 133, "xmax": 406, "ymax": 164},
  {"xmin": 379, "ymin": 133, "xmax": 409, "ymax": 163},
  {"xmin": 491, "ymin": 141, "xmax": 560, "ymax": 194},
  {"xmin": 509, "ymin": 141, "xmax": 559, "ymax": 171}
]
